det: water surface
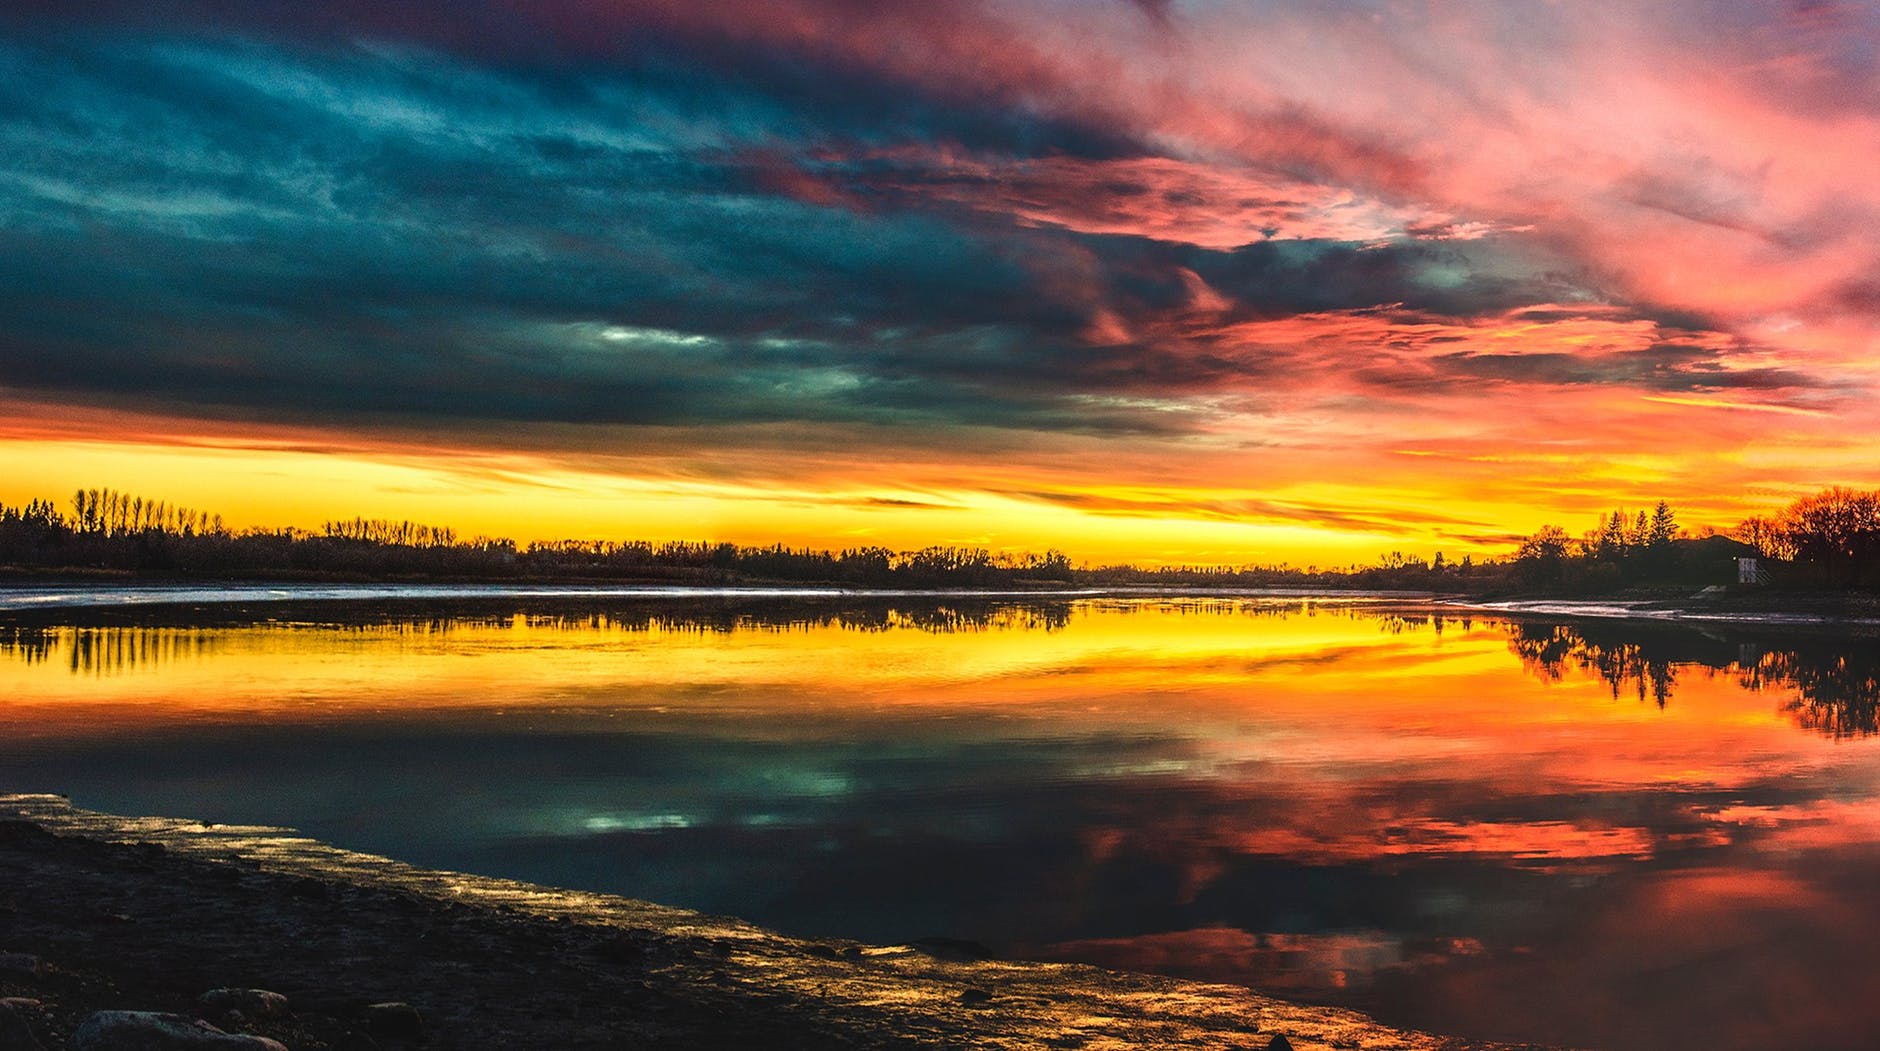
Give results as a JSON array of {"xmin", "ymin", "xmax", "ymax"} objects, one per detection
[{"xmin": 5, "ymin": 592, "xmax": 1880, "ymax": 1051}]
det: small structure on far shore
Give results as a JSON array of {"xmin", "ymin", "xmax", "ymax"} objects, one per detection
[{"xmin": 1738, "ymin": 556, "xmax": 1769, "ymax": 585}]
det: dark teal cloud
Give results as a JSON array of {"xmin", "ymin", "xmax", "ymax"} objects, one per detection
[{"xmin": 0, "ymin": 19, "xmax": 1798, "ymax": 441}]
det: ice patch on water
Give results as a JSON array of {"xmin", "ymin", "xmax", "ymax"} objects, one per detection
[
  {"xmin": 0, "ymin": 582, "xmax": 1418, "ymax": 612},
  {"xmin": 1459, "ymin": 598, "xmax": 1879, "ymax": 627}
]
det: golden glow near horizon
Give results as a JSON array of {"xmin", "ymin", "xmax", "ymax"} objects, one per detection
[
  {"xmin": 6, "ymin": 379, "xmax": 1871, "ymax": 570},
  {"xmin": 0, "ymin": 437, "xmax": 1494, "ymax": 566},
  {"xmin": 0, "ymin": 433, "xmax": 1439, "ymax": 566},
  {"xmin": 1, "ymin": 414, "xmax": 1865, "ymax": 567}
]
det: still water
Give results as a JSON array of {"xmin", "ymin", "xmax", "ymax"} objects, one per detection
[{"xmin": 5, "ymin": 593, "xmax": 1880, "ymax": 1051}]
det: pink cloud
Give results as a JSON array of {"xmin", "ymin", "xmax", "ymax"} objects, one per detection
[
  {"xmin": 772, "ymin": 147, "xmax": 1505, "ymax": 249},
  {"xmin": 638, "ymin": 1, "xmax": 1880, "ymax": 328}
]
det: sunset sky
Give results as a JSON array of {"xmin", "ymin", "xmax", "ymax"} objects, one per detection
[{"xmin": 4, "ymin": 1, "xmax": 1879, "ymax": 565}]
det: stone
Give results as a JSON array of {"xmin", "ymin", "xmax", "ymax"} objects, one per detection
[
  {"xmin": 0, "ymin": 998, "xmax": 44, "ymax": 1051},
  {"xmin": 911, "ymin": 937, "xmax": 995, "ymax": 961},
  {"xmin": 1266, "ymin": 1036, "xmax": 1294, "ymax": 1051},
  {"xmin": 364, "ymin": 1002, "xmax": 422, "ymax": 1040},
  {"xmin": 958, "ymin": 988, "xmax": 994, "ymax": 1006},
  {"xmin": 196, "ymin": 990, "xmax": 288, "ymax": 1021},
  {"xmin": 71, "ymin": 1011, "xmax": 287, "ymax": 1050}
]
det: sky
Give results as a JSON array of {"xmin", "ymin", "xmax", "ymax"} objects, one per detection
[{"xmin": 3, "ymin": 1, "xmax": 1879, "ymax": 565}]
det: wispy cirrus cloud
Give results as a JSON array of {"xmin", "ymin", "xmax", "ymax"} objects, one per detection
[{"xmin": 763, "ymin": 148, "xmax": 1522, "ymax": 249}]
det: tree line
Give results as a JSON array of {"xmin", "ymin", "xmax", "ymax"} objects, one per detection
[
  {"xmin": 1511, "ymin": 486, "xmax": 1880, "ymax": 590},
  {"xmin": 0, "ymin": 487, "xmax": 1087, "ymax": 586},
  {"xmin": 7, "ymin": 483, "xmax": 1880, "ymax": 591},
  {"xmin": 1731, "ymin": 487, "xmax": 1880, "ymax": 586},
  {"xmin": 0, "ymin": 485, "xmax": 1485, "ymax": 588}
]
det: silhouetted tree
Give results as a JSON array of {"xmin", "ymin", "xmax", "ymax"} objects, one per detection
[
  {"xmin": 1733, "ymin": 514, "xmax": 1791, "ymax": 559},
  {"xmin": 1646, "ymin": 501, "xmax": 1677, "ymax": 548},
  {"xmin": 1773, "ymin": 487, "xmax": 1880, "ymax": 585},
  {"xmin": 1513, "ymin": 525, "xmax": 1573, "ymax": 585}
]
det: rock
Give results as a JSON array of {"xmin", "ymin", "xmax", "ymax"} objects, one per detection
[
  {"xmin": 196, "ymin": 990, "xmax": 288, "ymax": 1021},
  {"xmin": 71, "ymin": 1012, "xmax": 287, "ymax": 1050},
  {"xmin": 0, "ymin": 954, "xmax": 41, "ymax": 981},
  {"xmin": 0, "ymin": 998, "xmax": 45, "ymax": 1051},
  {"xmin": 1266, "ymin": 1036, "xmax": 1294, "ymax": 1051},
  {"xmin": 364, "ymin": 1002, "xmax": 422, "ymax": 1040},
  {"xmin": 911, "ymin": 937, "xmax": 995, "ymax": 961},
  {"xmin": 958, "ymin": 988, "xmax": 994, "ymax": 1006}
]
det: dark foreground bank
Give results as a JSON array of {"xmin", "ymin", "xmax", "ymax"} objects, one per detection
[{"xmin": 0, "ymin": 795, "xmax": 1559, "ymax": 1051}]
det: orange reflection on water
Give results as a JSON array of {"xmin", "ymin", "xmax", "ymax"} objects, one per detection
[
  {"xmin": 4, "ymin": 601, "xmax": 1466, "ymax": 719},
  {"xmin": 3, "ymin": 600, "xmax": 1874, "ymax": 864}
]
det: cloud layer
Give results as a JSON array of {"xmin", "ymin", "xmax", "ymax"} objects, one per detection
[{"xmin": 3, "ymin": 1, "xmax": 1877, "ymax": 553}]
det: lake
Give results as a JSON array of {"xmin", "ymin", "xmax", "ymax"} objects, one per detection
[{"xmin": 5, "ymin": 590, "xmax": 1880, "ymax": 1051}]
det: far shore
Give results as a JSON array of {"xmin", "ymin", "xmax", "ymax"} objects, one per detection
[
  {"xmin": 0, "ymin": 794, "xmax": 1558, "ymax": 1051},
  {"xmin": 1448, "ymin": 585, "xmax": 1880, "ymax": 629},
  {"xmin": 4, "ymin": 575, "xmax": 1880, "ymax": 630},
  {"xmin": 0, "ymin": 578, "xmax": 1432, "ymax": 619}
]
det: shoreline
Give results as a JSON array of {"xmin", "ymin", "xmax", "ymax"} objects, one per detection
[
  {"xmin": 0, "ymin": 794, "xmax": 1558, "ymax": 1050},
  {"xmin": 1444, "ymin": 587, "xmax": 1880, "ymax": 630},
  {"xmin": 0, "ymin": 582, "xmax": 1428, "ymax": 622},
  {"xmin": 5, "ymin": 578, "xmax": 1880, "ymax": 634}
]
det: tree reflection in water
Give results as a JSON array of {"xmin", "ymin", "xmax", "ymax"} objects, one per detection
[
  {"xmin": 0, "ymin": 626, "xmax": 55, "ymax": 667},
  {"xmin": 1505, "ymin": 619, "xmax": 1880, "ymax": 737},
  {"xmin": 11, "ymin": 598, "xmax": 1880, "ymax": 740},
  {"xmin": 1505, "ymin": 622, "xmax": 1678, "ymax": 708},
  {"xmin": 0, "ymin": 599, "xmax": 1087, "ymax": 679},
  {"xmin": 1740, "ymin": 646, "xmax": 1880, "ymax": 739}
]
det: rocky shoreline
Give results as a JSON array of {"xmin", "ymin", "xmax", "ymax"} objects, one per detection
[{"xmin": 0, "ymin": 795, "xmax": 1563, "ymax": 1051}]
